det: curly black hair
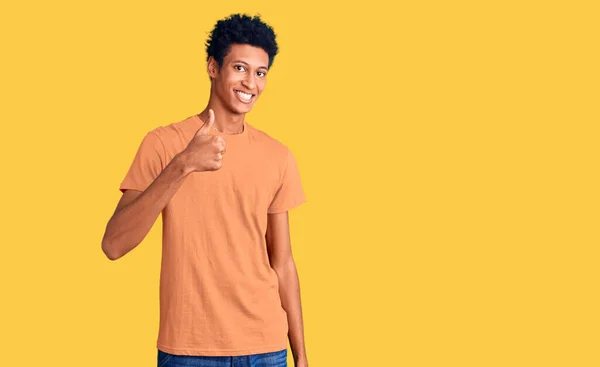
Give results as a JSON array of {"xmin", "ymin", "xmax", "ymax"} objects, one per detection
[{"xmin": 205, "ymin": 13, "xmax": 279, "ymax": 69}]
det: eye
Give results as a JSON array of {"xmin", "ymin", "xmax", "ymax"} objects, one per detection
[
  {"xmin": 234, "ymin": 65, "xmax": 246, "ymax": 72},
  {"xmin": 257, "ymin": 71, "xmax": 266, "ymax": 77}
]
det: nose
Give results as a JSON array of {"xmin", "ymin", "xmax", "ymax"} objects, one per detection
[{"xmin": 241, "ymin": 73, "xmax": 256, "ymax": 91}]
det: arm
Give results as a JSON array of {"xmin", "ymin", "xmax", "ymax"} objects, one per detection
[
  {"xmin": 102, "ymin": 109, "xmax": 224, "ymax": 261},
  {"xmin": 266, "ymin": 211, "xmax": 309, "ymax": 367},
  {"xmin": 101, "ymin": 152, "xmax": 190, "ymax": 260}
]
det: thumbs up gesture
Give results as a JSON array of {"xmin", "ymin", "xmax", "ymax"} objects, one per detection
[{"xmin": 181, "ymin": 109, "xmax": 227, "ymax": 173}]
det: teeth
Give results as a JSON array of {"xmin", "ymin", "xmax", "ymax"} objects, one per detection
[{"xmin": 236, "ymin": 90, "xmax": 252, "ymax": 99}]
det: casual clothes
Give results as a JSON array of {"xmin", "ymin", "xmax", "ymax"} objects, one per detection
[
  {"xmin": 157, "ymin": 348, "xmax": 287, "ymax": 367},
  {"xmin": 120, "ymin": 114, "xmax": 306, "ymax": 356}
]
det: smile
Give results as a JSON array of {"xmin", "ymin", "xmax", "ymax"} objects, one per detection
[{"xmin": 234, "ymin": 89, "xmax": 254, "ymax": 102}]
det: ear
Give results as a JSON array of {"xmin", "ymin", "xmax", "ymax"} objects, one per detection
[{"xmin": 207, "ymin": 56, "xmax": 219, "ymax": 79}]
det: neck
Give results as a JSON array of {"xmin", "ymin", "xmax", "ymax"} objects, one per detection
[{"xmin": 198, "ymin": 97, "xmax": 245, "ymax": 134}]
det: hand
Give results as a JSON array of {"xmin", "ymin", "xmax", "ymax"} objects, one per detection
[{"xmin": 181, "ymin": 109, "xmax": 227, "ymax": 173}]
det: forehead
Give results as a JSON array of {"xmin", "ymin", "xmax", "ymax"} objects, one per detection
[{"xmin": 224, "ymin": 44, "xmax": 269, "ymax": 68}]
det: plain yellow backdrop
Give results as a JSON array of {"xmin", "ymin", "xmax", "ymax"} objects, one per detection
[{"xmin": 1, "ymin": 0, "xmax": 598, "ymax": 366}]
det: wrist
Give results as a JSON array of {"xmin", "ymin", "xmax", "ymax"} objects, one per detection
[
  {"xmin": 295, "ymin": 355, "xmax": 308, "ymax": 364},
  {"xmin": 173, "ymin": 152, "xmax": 193, "ymax": 177}
]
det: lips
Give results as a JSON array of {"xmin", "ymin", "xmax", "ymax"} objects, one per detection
[{"xmin": 234, "ymin": 89, "xmax": 255, "ymax": 103}]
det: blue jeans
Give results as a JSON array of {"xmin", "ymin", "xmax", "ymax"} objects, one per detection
[{"xmin": 157, "ymin": 348, "xmax": 287, "ymax": 367}]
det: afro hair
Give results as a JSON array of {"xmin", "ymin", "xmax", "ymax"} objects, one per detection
[{"xmin": 205, "ymin": 13, "xmax": 279, "ymax": 69}]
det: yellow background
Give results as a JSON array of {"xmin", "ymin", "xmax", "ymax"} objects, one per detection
[{"xmin": 1, "ymin": 0, "xmax": 598, "ymax": 366}]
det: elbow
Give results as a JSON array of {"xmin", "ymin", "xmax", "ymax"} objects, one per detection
[
  {"xmin": 101, "ymin": 236, "xmax": 122, "ymax": 261},
  {"xmin": 104, "ymin": 250, "xmax": 120, "ymax": 261},
  {"xmin": 272, "ymin": 257, "xmax": 296, "ymax": 275}
]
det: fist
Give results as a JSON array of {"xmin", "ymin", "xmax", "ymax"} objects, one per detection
[{"xmin": 182, "ymin": 109, "xmax": 227, "ymax": 172}]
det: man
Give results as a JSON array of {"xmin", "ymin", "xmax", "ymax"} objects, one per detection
[{"xmin": 101, "ymin": 13, "xmax": 309, "ymax": 367}]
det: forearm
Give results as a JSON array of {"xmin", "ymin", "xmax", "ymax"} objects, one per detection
[
  {"xmin": 275, "ymin": 259, "xmax": 308, "ymax": 365},
  {"xmin": 102, "ymin": 153, "xmax": 190, "ymax": 260}
]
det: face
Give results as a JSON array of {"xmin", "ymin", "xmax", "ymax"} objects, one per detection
[{"xmin": 208, "ymin": 44, "xmax": 270, "ymax": 115}]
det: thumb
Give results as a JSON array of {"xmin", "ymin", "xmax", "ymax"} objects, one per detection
[{"xmin": 196, "ymin": 109, "xmax": 215, "ymax": 136}]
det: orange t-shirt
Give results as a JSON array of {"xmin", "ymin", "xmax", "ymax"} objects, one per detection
[{"xmin": 119, "ymin": 114, "xmax": 307, "ymax": 356}]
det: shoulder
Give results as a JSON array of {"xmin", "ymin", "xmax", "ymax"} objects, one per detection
[
  {"xmin": 152, "ymin": 114, "xmax": 196, "ymax": 138},
  {"xmin": 246, "ymin": 122, "xmax": 290, "ymax": 157},
  {"xmin": 145, "ymin": 114, "xmax": 198, "ymax": 149}
]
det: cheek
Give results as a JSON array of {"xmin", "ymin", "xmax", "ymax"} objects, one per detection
[
  {"xmin": 256, "ymin": 81, "xmax": 267, "ymax": 95},
  {"xmin": 217, "ymin": 72, "xmax": 237, "ymax": 88}
]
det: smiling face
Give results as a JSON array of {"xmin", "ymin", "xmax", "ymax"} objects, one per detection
[{"xmin": 208, "ymin": 44, "xmax": 270, "ymax": 115}]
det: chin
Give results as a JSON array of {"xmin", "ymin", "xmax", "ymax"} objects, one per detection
[{"xmin": 231, "ymin": 101, "xmax": 255, "ymax": 114}]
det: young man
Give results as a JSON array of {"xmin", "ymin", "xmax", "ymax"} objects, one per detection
[{"xmin": 101, "ymin": 14, "xmax": 309, "ymax": 367}]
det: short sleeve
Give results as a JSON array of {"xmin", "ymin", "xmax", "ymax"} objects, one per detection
[
  {"xmin": 267, "ymin": 148, "xmax": 307, "ymax": 213},
  {"xmin": 119, "ymin": 131, "xmax": 165, "ymax": 193}
]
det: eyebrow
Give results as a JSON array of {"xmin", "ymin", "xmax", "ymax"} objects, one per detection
[{"xmin": 232, "ymin": 60, "xmax": 268, "ymax": 70}]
